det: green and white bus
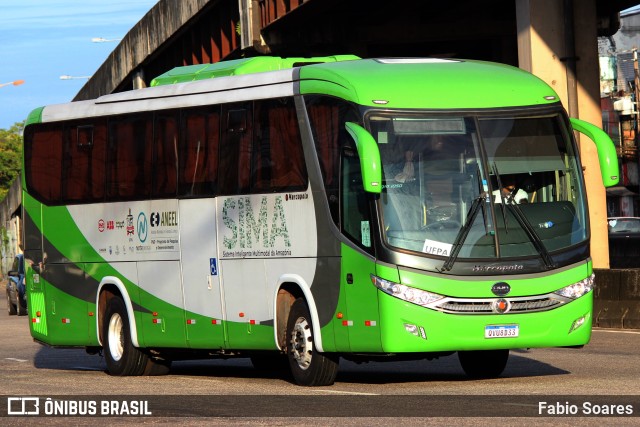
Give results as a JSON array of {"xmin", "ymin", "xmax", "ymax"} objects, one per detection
[{"xmin": 22, "ymin": 55, "xmax": 618, "ymax": 386}]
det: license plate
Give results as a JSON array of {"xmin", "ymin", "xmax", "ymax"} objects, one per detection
[{"xmin": 485, "ymin": 324, "xmax": 519, "ymax": 338}]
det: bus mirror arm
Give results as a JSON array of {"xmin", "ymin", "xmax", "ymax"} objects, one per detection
[
  {"xmin": 345, "ymin": 122, "xmax": 382, "ymax": 194},
  {"xmin": 569, "ymin": 118, "xmax": 619, "ymax": 188}
]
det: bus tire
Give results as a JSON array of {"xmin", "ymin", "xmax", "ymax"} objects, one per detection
[
  {"xmin": 458, "ymin": 349, "xmax": 509, "ymax": 379},
  {"xmin": 103, "ymin": 296, "xmax": 149, "ymax": 376},
  {"xmin": 286, "ymin": 298, "xmax": 338, "ymax": 386}
]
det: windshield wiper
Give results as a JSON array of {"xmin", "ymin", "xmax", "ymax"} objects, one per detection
[
  {"xmin": 441, "ymin": 192, "xmax": 487, "ymax": 272},
  {"xmin": 492, "ymin": 164, "xmax": 509, "ymax": 232},
  {"xmin": 492, "ymin": 163, "xmax": 555, "ymax": 269},
  {"xmin": 504, "ymin": 198, "xmax": 556, "ymax": 269}
]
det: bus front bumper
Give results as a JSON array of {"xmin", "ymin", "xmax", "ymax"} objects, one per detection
[{"xmin": 378, "ymin": 291, "xmax": 593, "ymax": 352}]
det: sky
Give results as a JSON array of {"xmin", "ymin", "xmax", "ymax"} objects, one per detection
[
  {"xmin": 2, "ymin": 2, "xmax": 640, "ymax": 130},
  {"xmin": 0, "ymin": 0, "xmax": 159, "ymax": 129}
]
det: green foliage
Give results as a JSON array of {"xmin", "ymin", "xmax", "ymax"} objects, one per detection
[
  {"xmin": 0, "ymin": 227, "xmax": 8, "ymax": 253},
  {"xmin": 0, "ymin": 122, "xmax": 23, "ymax": 201}
]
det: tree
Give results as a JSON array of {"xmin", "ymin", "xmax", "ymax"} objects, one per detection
[{"xmin": 0, "ymin": 122, "xmax": 24, "ymax": 201}]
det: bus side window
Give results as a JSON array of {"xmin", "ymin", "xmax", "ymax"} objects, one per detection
[
  {"xmin": 63, "ymin": 122, "xmax": 107, "ymax": 203},
  {"xmin": 252, "ymin": 98, "xmax": 307, "ymax": 193},
  {"xmin": 25, "ymin": 125, "xmax": 64, "ymax": 204},
  {"xmin": 179, "ymin": 107, "xmax": 220, "ymax": 197},
  {"xmin": 153, "ymin": 113, "xmax": 178, "ymax": 198},
  {"xmin": 341, "ymin": 144, "xmax": 374, "ymax": 252},
  {"xmin": 306, "ymin": 95, "xmax": 360, "ymax": 227},
  {"xmin": 219, "ymin": 104, "xmax": 252, "ymax": 195},
  {"xmin": 107, "ymin": 115, "xmax": 153, "ymax": 200}
]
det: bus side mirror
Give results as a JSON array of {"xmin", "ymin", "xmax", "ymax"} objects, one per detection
[
  {"xmin": 569, "ymin": 118, "xmax": 619, "ymax": 188},
  {"xmin": 345, "ymin": 122, "xmax": 382, "ymax": 193}
]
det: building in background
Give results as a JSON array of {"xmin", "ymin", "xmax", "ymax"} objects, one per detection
[{"xmin": 599, "ymin": 5, "xmax": 640, "ymax": 216}]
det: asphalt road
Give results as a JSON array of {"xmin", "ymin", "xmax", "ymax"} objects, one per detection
[{"xmin": 1, "ymin": 294, "xmax": 639, "ymax": 426}]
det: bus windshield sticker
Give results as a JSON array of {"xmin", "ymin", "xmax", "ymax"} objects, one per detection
[
  {"xmin": 361, "ymin": 221, "xmax": 371, "ymax": 247},
  {"xmin": 422, "ymin": 239, "xmax": 452, "ymax": 257}
]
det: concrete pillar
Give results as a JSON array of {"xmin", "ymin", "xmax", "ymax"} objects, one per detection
[
  {"xmin": 516, "ymin": 0, "xmax": 610, "ymax": 268},
  {"xmin": 133, "ymin": 70, "xmax": 147, "ymax": 90}
]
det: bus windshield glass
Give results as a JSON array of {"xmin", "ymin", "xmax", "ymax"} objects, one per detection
[{"xmin": 368, "ymin": 112, "xmax": 587, "ymax": 260}]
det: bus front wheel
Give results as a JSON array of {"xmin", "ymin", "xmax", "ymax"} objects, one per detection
[
  {"xmin": 286, "ymin": 298, "xmax": 338, "ymax": 386},
  {"xmin": 103, "ymin": 296, "xmax": 148, "ymax": 376},
  {"xmin": 102, "ymin": 295, "xmax": 170, "ymax": 376},
  {"xmin": 458, "ymin": 349, "xmax": 509, "ymax": 379}
]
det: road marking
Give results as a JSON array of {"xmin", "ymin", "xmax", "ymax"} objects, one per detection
[
  {"xmin": 5, "ymin": 358, "xmax": 28, "ymax": 362},
  {"xmin": 504, "ymin": 403, "xmax": 539, "ymax": 408},
  {"xmin": 593, "ymin": 328, "xmax": 640, "ymax": 335},
  {"xmin": 309, "ymin": 389, "xmax": 379, "ymax": 396}
]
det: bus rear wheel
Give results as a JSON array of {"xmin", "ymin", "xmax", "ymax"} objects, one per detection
[
  {"xmin": 286, "ymin": 298, "xmax": 338, "ymax": 386},
  {"xmin": 103, "ymin": 295, "xmax": 170, "ymax": 376},
  {"xmin": 458, "ymin": 349, "xmax": 509, "ymax": 379}
]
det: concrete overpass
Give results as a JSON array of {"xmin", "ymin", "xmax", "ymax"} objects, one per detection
[
  {"xmin": 3, "ymin": 1, "xmax": 636, "ymax": 269},
  {"xmin": 71, "ymin": 0, "xmax": 637, "ymax": 270}
]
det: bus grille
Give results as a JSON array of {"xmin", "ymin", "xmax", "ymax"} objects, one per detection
[{"xmin": 433, "ymin": 294, "xmax": 567, "ymax": 314}]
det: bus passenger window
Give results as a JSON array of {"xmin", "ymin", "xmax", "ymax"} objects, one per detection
[
  {"xmin": 107, "ymin": 115, "xmax": 152, "ymax": 200},
  {"xmin": 179, "ymin": 108, "xmax": 220, "ymax": 197},
  {"xmin": 63, "ymin": 122, "xmax": 107, "ymax": 203},
  {"xmin": 153, "ymin": 113, "xmax": 178, "ymax": 198},
  {"xmin": 25, "ymin": 126, "xmax": 63, "ymax": 203},
  {"xmin": 252, "ymin": 99, "xmax": 307, "ymax": 193},
  {"xmin": 219, "ymin": 105, "xmax": 252, "ymax": 195}
]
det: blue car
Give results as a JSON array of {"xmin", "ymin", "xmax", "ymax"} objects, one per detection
[{"xmin": 6, "ymin": 254, "xmax": 26, "ymax": 316}]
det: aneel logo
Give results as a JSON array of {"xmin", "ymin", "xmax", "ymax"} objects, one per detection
[
  {"xmin": 150, "ymin": 211, "xmax": 178, "ymax": 227},
  {"xmin": 150, "ymin": 212, "xmax": 160, "ymax": 227}
]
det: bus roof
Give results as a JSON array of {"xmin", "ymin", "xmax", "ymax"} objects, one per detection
[
  {"xmin": 297, "ymin": 58, "xmax": 560, "ymax": 109},
  {"xmin": 150, "ymin": 55, "xmax": 360, "ymax": 86},
  {"xmin": 27, "ymin": 57, "xmax": 561, "ymax": 125}
]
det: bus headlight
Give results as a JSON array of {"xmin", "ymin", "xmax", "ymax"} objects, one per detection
[
  {"xmin": 553, "ymin": 274, "xmax": 595, "ymax": 299},
  {"xmin": 371, "ymin": 275, "xmax": 444, "ymax": 307}
]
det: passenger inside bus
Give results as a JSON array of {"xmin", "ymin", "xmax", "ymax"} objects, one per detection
[{"xmin": 492, "ymin": 175, "xmax": 529, "ymax": 204}]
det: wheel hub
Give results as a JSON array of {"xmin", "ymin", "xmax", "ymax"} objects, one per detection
[
  {"xmin": 290, "ymin": 316, "xmax": 313, "ymax": 370},
  {"xmin": 107, "ymin": 313, "xmax": 124, "ymax": 362}
]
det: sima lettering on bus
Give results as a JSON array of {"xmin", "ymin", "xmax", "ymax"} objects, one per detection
[{"xmin": 222, "ymin": 196, "xmax": 291, "ymax": 250}]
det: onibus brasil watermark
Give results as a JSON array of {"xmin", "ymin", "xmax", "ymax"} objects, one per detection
[{"xmin": 7, "ymin": 397, "xmax": 151, "ymax": 416}]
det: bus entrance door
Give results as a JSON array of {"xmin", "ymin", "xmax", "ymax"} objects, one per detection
[{"xmin": 178, "ymin": 199, "xmax": 225, "ymax": 349}]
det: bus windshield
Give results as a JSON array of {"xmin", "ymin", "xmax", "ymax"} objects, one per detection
[{"xmin": 368, "ymin": 112, "xmax": 587, "ymax": 261}]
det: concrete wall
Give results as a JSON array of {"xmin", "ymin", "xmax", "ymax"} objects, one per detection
[
  {"xmin": 594, "ymin": 268, "xmax": 640, "ymax": 329},
  {"xmin": 0, "ymin": 175, "xmax": 22, "ymax": 277}
]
